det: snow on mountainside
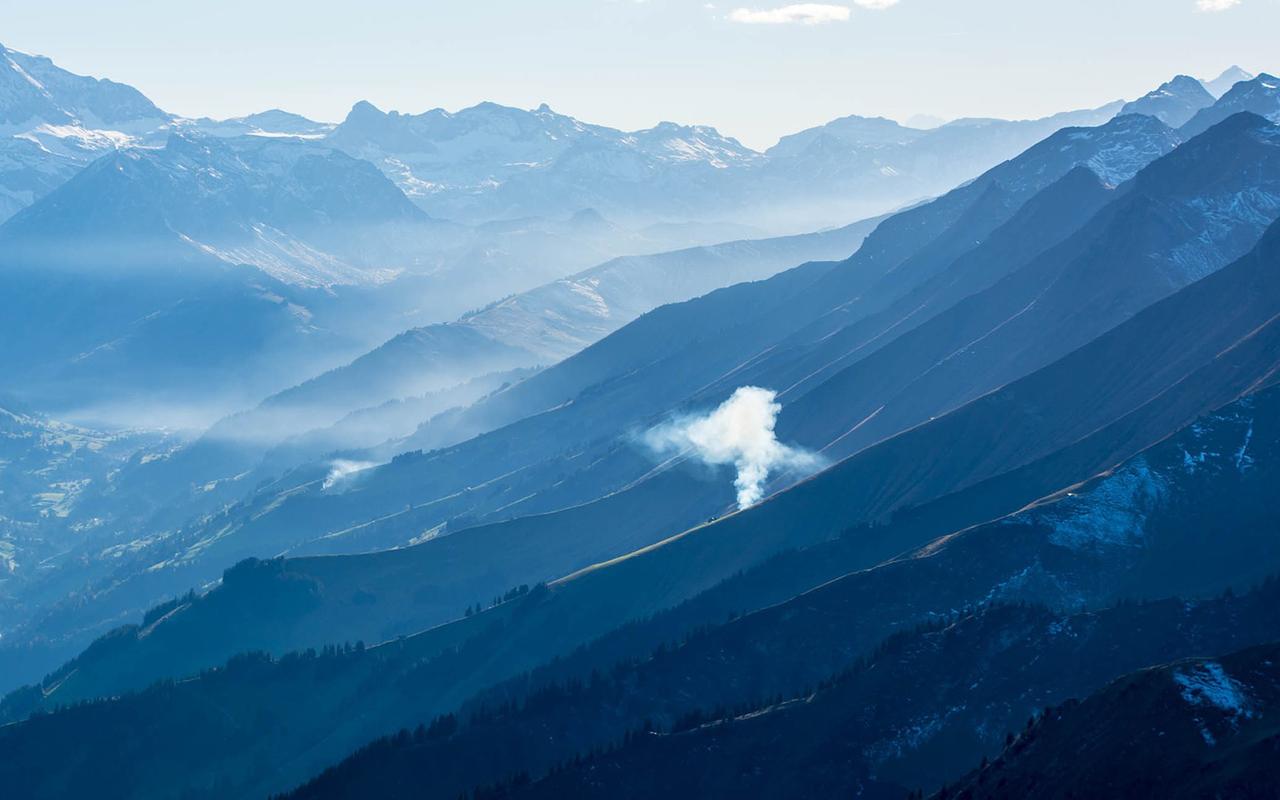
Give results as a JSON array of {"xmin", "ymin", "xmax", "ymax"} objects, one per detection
[
  {"xmin": 1182, "ymin": 73, "xmax": 1280, "ymax": 137},
  {"xmin": 0, "ymin": 43, "xmax": 170, "ymax": 222},
  {"xmin": 1120, "ymin": 74, "xmax": 1215, "ymax": 128},
  {"xmin": 324, "ymin": 96, "xmax": 1129, "ymax": 231},
  {"xmin": 999, "ymin": 112, "xmax": 1182, "ymax": 190},
  {"xmin": 325, "ymin": 100, "xmax": 761, "ymax": 222},
  {"xmin": 1014, "ymin": 396, "xmax": 1261, "ymax": 556},
  {"xmin": 0, "ymin": 47, "xmax": 1204, "ymax": 242},
  {"xmin": 186, "ymin": 109, "xmax": 335, "ymax": 139},
  {"xmin": 0, "ymin": 44, "xmax": 166, "ymax": 128},
  {"xmin": 0, "ymin": 131, "xmax": 442, "ymax": 288}
]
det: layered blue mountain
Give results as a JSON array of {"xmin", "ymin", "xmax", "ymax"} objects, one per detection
[
  {"xmin": 325, "ymin": 100, "xmax": 762, "ymax": 228},
  {"xmin": 7, "ymin": 317, "xmax": 1280, "ymax": 797},
  {"xmin": 0, "ymin": 132, "xmax": 471, "ymax": 417},
  {"xmin": 0, "ymin": 208, "xmax": 881, "ymax": 691},
  {"xmin": 0, "ymin": 106, "xmax": 1237, "ymax": 689},
  {"xmin": 324, "ymin": 96, "xmax": 1123, "ymax": 233},
  {"xmin": 1119, "ymin": 74, "xmax": 1215, "ymax": 128},
  {"xmin": 5, "ymin": 60, "xmax": 1280, "ymax": 800},
  {"xmin": 271, "ymin": 111, "xmax": 1192, "ymax": 543},
  {"xmin": 119, "ymin": 214, "xmax": 882, "ymax": 521},
  {"xmin": 777, "ymin": 111, "xmax": 1280, "ymax": 461},
  {"xmin": 10, "ymin": 150, "xmax": 1280, "ymax": 759},
  {"xmin": 1202, "ymin": 65, "xmax": 1255, "ymax": 98},
  {"xmin": 752, "ymin": 102, "xmax": 1124, "ymax": 231},
  {"xmin": 1182, "ymin": 72, "xmax": 1280, "ymax": 137},
  {"xmin": 205, "ymin": 212, "xmax": 882, "ymax": 446},
  {"xmin": 0, "ymin": 43, "xmax": 1125, "ymax": 250},
  {"xmin": 704, "ymin": 112, "xmax": 1185, "ymax": 392}
]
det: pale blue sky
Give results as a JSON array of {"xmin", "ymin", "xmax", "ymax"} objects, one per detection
[{"xmin": 5, "ymin": 0, "xmax": 1277, "ymax": 149}]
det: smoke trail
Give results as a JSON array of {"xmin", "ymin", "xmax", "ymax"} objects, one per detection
[
  {"xmin": 644, "ymin": 386, "xmax": 825, "ymax": 510},
  {"xmin": 322, "ymin": 459, "xmax": 381, "ymax": 490}
]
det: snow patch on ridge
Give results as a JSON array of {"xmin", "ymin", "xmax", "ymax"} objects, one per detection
[
  {"xmin": 1041, "ymin": 457, "xmax": 1167, "ymax": 550},
  {"xmin": 1175, "ymin": 661, "xmax": 1253, "ymax": 715}
]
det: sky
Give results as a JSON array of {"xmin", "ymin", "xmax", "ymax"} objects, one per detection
[{"xmin": 4, "ymin": 0, "xmax": 1277, "ymax": 150}]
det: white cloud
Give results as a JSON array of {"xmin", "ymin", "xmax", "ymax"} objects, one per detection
[
  {"xmin": 729, "ymin": 4, "xmax": 852, "ymax": 24},
  {"xmin": 1196, "ymin": 0, "xmax": 1241, "ymax": 10},
  {"xmin": 727, "ymin": 1, "xmax": 899, "ymax": 24}
]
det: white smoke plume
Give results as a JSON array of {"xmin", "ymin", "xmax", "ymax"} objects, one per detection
[
  {"xmin": 322, "ymin": 459, "xmax": 381, "ymax": 490},
  {"xmin": 644, "ymin": 386, "xmax": 826, "ymax": 510}
]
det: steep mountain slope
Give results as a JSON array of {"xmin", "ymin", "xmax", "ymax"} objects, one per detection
[
  {"xmin": 119, "ymin": 112, "xmax": 1185, "ymax": 571},
  {"xmin": 0, "ymin": 42, "xmax": 170, "ymax": 221},
  {"xmin": 64, "ymin": 216, "xmax": 880, "ymax": 563},
  {"xmin": 1120, "ymin": 75, "xmax": 1215, "ymax": 127},
  {"xmin": 760, "ymin": 112, "xmax": 1181, "ymax": 348},
  {"xmin": 734, "ymin": 165, "xmax": 1116, "ymax": 400},
  {"xmin": 0, "ymin": 214, "xmax": 880, "ymax": 689},
  {"xmin": 301, "ymin": 207, "xmax": 1280, "ymax": 746},
  {"xmin": 370, "ymin": 112, "xmax": 1179, "ymax": 495},
  {"xmin": 214, "ymin": 213, "xmax": 881, "ymax": 445},
  {"xmin": 460, "ymin": 219, "xmax": 878, "ymax": 363},
  {"xmin": 1182, "ymin": 73, "xmax": 1280, "ymax": 137},
  {"xmin": 0, "ymin": 44, "xmax": 163, "ymax": 127},
  {"xmin": 779, "ymin": 112, "xmax": 1280, "ymax": 461},
  {"xmin": 12, "ymin": 211, "xmax": 1280, "ymax": 744},
  {"xmin": 0, "ymin": 258, "xmax": 844, "ymax": 689},
  {"xmin": 275, "ymin": 380, "xmax": 1280, "ymax": 800},
  {"xmin": 465, "ymin": 591, "xmax": 1280, "ymax": 800},
  {"xmin": 946, "ymin": 643, "xmax": 1280, "ymax": 800},
  {"xmin": 0, "ymin": 111, "xmax": 1198, "ymax": 680},
  {"xmin": 8, "ymin": 375, "xmax": 1280, "ymax": 800}
]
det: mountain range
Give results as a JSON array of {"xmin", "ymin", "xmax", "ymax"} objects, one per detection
[
  {"xmin": 2, "ymin": 46, "xmax": 1280, "ymax": 800},
  {"xmin": 5, "ymin": 83, "xmax": 1277, "ymax": 686}
]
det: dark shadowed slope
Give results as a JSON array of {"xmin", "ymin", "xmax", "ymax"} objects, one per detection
[
  {"xmin": 943, "ymin": 642, "xmax": 1280, "ymax": 800},
  {"xmin": 735, "ymin": 164, "xmax": 1118, "ymax": 401},
  {"xmin": 8, "ymin": 373, "xmax": 1280, "ymax": 800},
  {"xmin": 279, "ymin": 383, "xmax": 1280, "ymax": 800},
  {"xmin": 474, "ymin": 591, "xmax": 1280, "ymax": 800},
  {"xmin": 779, "ymin": 112, "xmax": 1280, "ymax": 460}
]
